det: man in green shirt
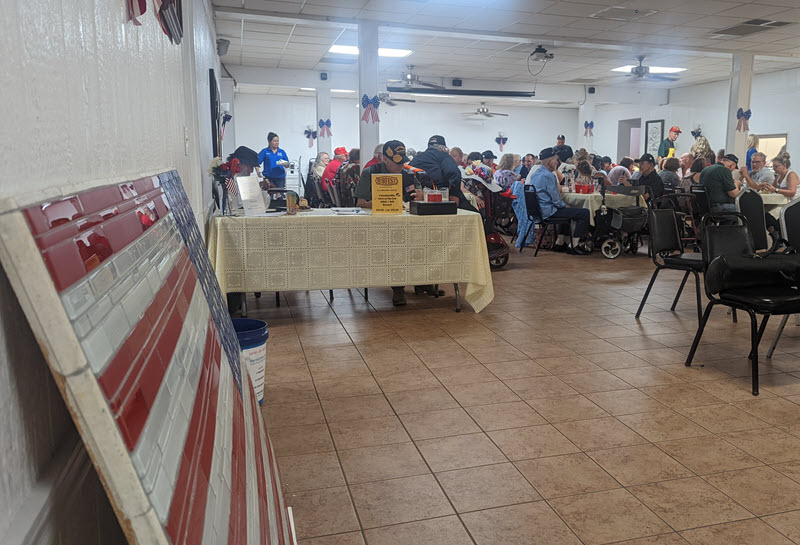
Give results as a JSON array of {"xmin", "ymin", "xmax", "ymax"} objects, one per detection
[
  {"xmin": 699, "ymin": 153, "xmax": 742, "ymax": 212},
  {"xmin": 354, "ymin": 140, "xmax": 422, "ymax": 207},
  {"xmin": 657, "ymin": 126, "xmax": 681, "ymax": 167}
]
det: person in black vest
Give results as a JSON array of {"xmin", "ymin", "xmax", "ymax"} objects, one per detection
[{"xmin": 410, "ymin": 135, "xmax": 477, "ymax": 212}]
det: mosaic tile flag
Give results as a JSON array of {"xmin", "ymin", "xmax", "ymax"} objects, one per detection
[{"xmin": 0, "ymin": 171, "xmax": 293, "ymax": 545}]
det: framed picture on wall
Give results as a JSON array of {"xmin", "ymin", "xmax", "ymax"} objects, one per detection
[{"xmin": 645, "ymin": 119, "xmax": 664, "ymax": 157}]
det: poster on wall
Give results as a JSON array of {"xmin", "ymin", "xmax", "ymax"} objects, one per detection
[{"xmin": 645, "ymin": 119, "xmax": 665, "ymax": 158}]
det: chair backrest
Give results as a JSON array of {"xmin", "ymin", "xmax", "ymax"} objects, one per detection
[
  {"xmin": 736, "ymin": 188, "xmax": 768, "ymax": 250},
  {"xmin": 691, "ymin": 186, "xmax": 712, "ymax": 218},
  {"xmin": 781, "ymin": 198, "xmax": 800, "ymax": 249},
  {"xmin": 701, "ymin": 212, "xmax": 755, "ymax": 268},
  {"xmin": 649, "ymin": 208, "xmax": 683, "ymax": 256},
  {"xmin": 524, "ymin": 187, "xmax": 544, "ymax": 223}
]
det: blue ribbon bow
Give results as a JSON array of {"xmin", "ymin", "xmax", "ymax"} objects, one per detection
[
  {"xmin": 318, "ymin": 118, "xmax": 331, "ymax": 137},
  {"xmin": 495, "ymin": 136, "xmax": 508, "ymax": 145},
  {"xmin": 736, "ymin": 108, "xmax": 752, "ymax": 131},
  {"xmin": 361, "ymin": 94, "xmax": 380, "ymax": 123},
  {"xmin": 304, "ymin": 129, "xmax": 317, "ymax": 139},
  {"xmin": 691, "ymin": 129, "xmax": 702, "ymax": 139},
  {"xmin": 584, "ymin": 121, "xmax": 594, "ymax": 137}
]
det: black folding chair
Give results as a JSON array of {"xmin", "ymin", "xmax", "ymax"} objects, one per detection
[
  {"xmin": 736, "ymin": 188, "xmax": 768, "ymax": 251},
  {"xmin": 520, "ymin": 187, "xmax": 573, "ymax": 255},
  {"xmin": 636, "ymin": 208, "xmax": 704, "ymax": 322},
  {"xmin": 766, "ymin": 198, "xmax": 800, "ymax": 357}
]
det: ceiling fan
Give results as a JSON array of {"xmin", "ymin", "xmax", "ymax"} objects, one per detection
[
  {"xmin": 387, "ymin": 65, "xmax": 445, "ymax": 90},
  {"xmin": 463, "ymin": 102, "xmax": 509, "ymax": 119},
  {"xmin": 626, "ymin": 55, "xmax": 679, "ymax": 82},
  {"xmin": 378, "ymin": 92, "xmax": 416, "ymax": 106}
]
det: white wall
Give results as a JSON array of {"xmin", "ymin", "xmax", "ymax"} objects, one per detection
[
  {"xmin": 0, "ymin": 0, "xmax": 218, "ymax": 542},
  {"xmin": 234, "ymin": 93, "xmax": 579, "ymax": 175}
]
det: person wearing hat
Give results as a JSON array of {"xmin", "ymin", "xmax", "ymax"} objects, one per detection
[
  {"xmin": 354, "ymin": 141, "xmax": 420, "ymax": 208},
  {"xmin": 632, "ymin": 153, "xmax": 664, "ymax": 201},
  {"xmin": 657, "ymin": 126, "xmax": 681, "ymax": 166},
  {"xmin": 481, "ymin": 150, "xmax": 498, "ymax": 171},
  {"xmin": 258, "ymin": 132, "xmax": 290, "ymax": 188},
  {"xmin": 554, "ymin": 135, "xmax": 573, "ymax": 163},
  {"xmin": 321, "ymin": 147, "xmax": 349, "ymax": 192},
  {"xmin": 529, "ymin": 147, "xmax": 591, "ymax": 255},
  {"xmin": 410, "ymin": 135, "xmax": 477, "ymax": 212},
  {"xmin": 699, "ymin": 153, "xmax": 743, "ymax": 212}
]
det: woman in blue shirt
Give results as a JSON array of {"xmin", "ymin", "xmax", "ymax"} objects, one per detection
[{"xmin": 258, "ymin": 132, "xmax": 290, "ymax": 188}]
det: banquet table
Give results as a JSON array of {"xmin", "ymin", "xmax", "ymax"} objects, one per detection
[
  {"xmin": 560, "ymin": 191, "xmax": 640, "ymax": 226},
  {"xmin": 207, "ymin": 208, "xmax": 494, "ymax": 312},
  {"xmin": 760, "ymin": 192, "xmax": 790, "ymax": 219}
]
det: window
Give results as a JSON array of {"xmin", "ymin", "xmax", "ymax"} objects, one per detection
[{"xmin": 754, "ymin": 133, "xmax": 787, "ymax": 166}]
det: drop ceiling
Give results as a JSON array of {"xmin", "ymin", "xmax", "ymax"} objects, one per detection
[{"xmin": 214, "ymin": 0, "xmax": 800, "ymax": 90}]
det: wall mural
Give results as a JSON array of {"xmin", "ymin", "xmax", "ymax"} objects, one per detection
[{"xmin": 0, "ymin": 172, "xmax": 293, "ymax": 545}]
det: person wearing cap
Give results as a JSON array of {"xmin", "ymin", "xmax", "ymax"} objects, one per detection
[
  {"xmin": 354, "ymin": 141, "xmax": 420, "ymax": 208},
  {"xmin": 529, "ymin": 147, "xmax": 591, "ymax": 255},
  {"xmin": 481, "ymin": 150, "xmax": 498, "ymax": 171},
  {"xmin": 658, "ymin": 126, "xmax": 681, "ymax": 167},
  {"xmin": 699, "ymin": 153, "xmax": 743, "ymax": 212},
  {"xmin": 632, "ymin": 153, "xmax": 664, "ymax": 201},
  {"xmin": 410, "ymin": 135, "xmax": 477, "ymax": 211},
  {"xmin": 321, "ymin": 147, "xmax": 349, "ymax": 192},
  {"xmin": 258, "ymin": 132, "xmax": 290, "ymax": 188},
  {"xmin": 554, "ymin": 135, "xmax": 573, "ymax": 163}
]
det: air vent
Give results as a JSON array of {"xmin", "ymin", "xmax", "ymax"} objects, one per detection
[
  {"xmin": 742, "ymin": 18, "xmax": 791, "ymax": 27},
  {"xmin": 590, "ymin": 7, "xmax": 656, "ymax": 22},
  {"xmin": 715, "ymin": 19, "xmax": 793, "ymax": 36}
]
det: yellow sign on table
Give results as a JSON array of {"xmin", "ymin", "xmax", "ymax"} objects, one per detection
[{"xmin": 371, "ymin": 173, "xmax": 403, "ymax": 214}]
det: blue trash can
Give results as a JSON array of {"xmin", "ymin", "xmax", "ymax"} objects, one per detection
[{"xmin": 232, "ymin": 318, "xmax": 269, "ymax": 404}]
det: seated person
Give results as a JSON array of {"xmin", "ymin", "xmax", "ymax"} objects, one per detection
[
  {"xmin": 575, "ymin": 160, "xmax": 609, "ymax": 187},
  {"xmin": 681, "ymin": 157, "xmax": 705, "ymax": 192},
  {"xmin": 607, "ymin": 157, "xmax": 634, "ymax": 186},
  {"xmin": 659, "ymin": 157, "xmax": 681, "ymax": 190},
  {"xmin": 760, "ymin": 153, "xmax": 798, "ymax": 199},
  {"xmin": 699, "ymin": 153, "xmax": 742, "ymax": 212},
  {"xmin": 631, "ymin": 153, "xmax": 664, "ymax": 201},
  {"xmin": 530, "ymin": 147, "xmax": 591, "ymax": 255},
  {"xmin": 411, "ymin": 135, "xmax": 477, "ymax": 211},
  {"xmin": 740, "ymin": 151, "xmax": 775, "ymax": 190},
  {"xmin": 354, "ymin": 140, "xmax": 421, "ymax": 208}
]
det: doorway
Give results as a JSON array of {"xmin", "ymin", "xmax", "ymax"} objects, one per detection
[{"xmin": 617, "ymin": 118, "xmax": 642, "ymax": 161}]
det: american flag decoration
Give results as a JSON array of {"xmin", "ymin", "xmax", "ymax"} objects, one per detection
[
  {"xmin": 360, "ymin": 94, "xmax": 380, "ymax": 124},
  {"xmin": 126, "ymin": 0, "xmax": 147, "ymax": 25},
  {"xmin": 225, "ymin": 177, "xmax": 238, "ymax": 196},
  {"xmin": 495, "ymin": 132, "xmax": 508, "ymax": 152},
  {"xmin": 0, "ymin": 171, "xmax": 294, "ymax": 545}
]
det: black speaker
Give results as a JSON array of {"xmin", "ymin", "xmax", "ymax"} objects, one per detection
[
  {"xmin": 452, "ymin": 78, "xmax": 462, "ymax": 87},
  {"xmin": 320, "ymin": 72, "xmax": 328, "ymax": 81},
  {"xmin": 588, "ymin": 86, "xmax": 596, "ymax": 94}
]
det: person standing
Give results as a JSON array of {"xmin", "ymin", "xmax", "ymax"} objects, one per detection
[
  {"xmin": 258, "ymin": 132, "xmax": 290, "ymax": 188},
  {"xmin": 553, "ymin": 135, "xmax": 573, "ymax": 163},
  {"xmin": 746, "ymin": 134, "xmax": 760, "ymax": 170},
  {"xmin": 658, "ymin": 126, "xmax": 681, "ymax": 166}
]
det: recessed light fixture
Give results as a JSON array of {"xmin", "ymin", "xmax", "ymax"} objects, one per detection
[
  {"xmin": 300, "ymin": 87, "xmax": 316, "ymax": 91},
  {"xmin": 328, "ymin": 45, "xmax": 413, "ymax": 58},
  {"xmin": 331, "ymin": 89, "xmax": 356, "ymax": 93},
  {"xmin": 612, "ymin": 65, "xmax": 686, "ymax": 74}
]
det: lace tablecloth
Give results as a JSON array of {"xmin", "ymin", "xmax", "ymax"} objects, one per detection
[
  {"xmin": 561, "ymin": 192, "xmax": 640, "ymax": 226},
  {"xmin": 207, "ymin": 209, "xmax": 494, "ymax": 312}
]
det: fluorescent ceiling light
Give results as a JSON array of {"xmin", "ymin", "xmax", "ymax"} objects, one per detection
[
  {"xmin": 612, "ymin": 65, "xmax": 687, "ymax": 74},
  {"xmin": 328, "ymin": 45, "xmax": 413, "ymax": 58},
  {"xmin": 300, "ymin": 87, "xmax": 316, "ymax": 91},
  {"xmin": 331, "ymin": 89, "xmax": 356, "ymax": 93}
]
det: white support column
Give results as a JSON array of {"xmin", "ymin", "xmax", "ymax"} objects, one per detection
[
  {"xmin": 315, "ymin": 84, "xmax": 331, "ymax": 156},
  {"xmin": 725, "ymin": 54, "xmax": 754, "ymax": 161},
  {"xmin": 578, "ymin": 98, "xmax": 597, "ymax": 154},
  {"xmin": 358, "ymin": 21, "xmax": 380, "ymax": 161},
  {"xmin": 220, "ymin": 78, "xmax": 236, "ymax": 160}
]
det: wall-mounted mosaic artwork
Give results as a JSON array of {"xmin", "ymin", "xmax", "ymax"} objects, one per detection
[{"xmin": 0, "ymin": 171, "xmax": 293, "ymax": 545}]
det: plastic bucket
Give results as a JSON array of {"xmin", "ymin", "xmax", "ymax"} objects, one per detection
[{"xmin": 232, "ymin": 318, "xmax": 269, "ymax": 404}]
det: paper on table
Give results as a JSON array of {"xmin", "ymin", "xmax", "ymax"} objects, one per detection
[
  {"xmin": 331, "ymin": 207, "xmax": 367, "ymax": 215},
  {"xmin": 236, "ymin": 175, "xmax": 266, "ymax": 216}
]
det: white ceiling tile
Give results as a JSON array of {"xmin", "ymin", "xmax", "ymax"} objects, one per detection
[
  {"xmin": 719, "ymin": 4, "xmax": 790, "ymax": 18},
  {"xmin": 566, "ymin": 18, "xmax": 626, "ymax": 31},
  {"xmin": 772, "ymin": 9, "xmax": 800, "ymax": 22},
  {"xmin": 356, "ymin": 9, "xmax": 417, "ymax": 22},
  {"xmin": 301, "ymin": 4, "xmax": 360, "ymax": 17},
  {"xmin": 243, "ymin": 0, "xmax": 302, "ymax": 12},
  {"xmin": 498, "ymin": 23, "xmax": 557, "ymax": 35},
  {"xmin": 539, "ymin": 2, "xmax": 608, "ymax": 16},
  {"xmin": 523, "ymin": 13, "xmax": 579, "ymax": 26},
  {"xmin": 637, "ymin": 11, "xmax": 699, "ymax": 26}
]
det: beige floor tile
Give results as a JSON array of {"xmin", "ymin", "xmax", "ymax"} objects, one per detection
[
  {"xmin": 363, "ymin": 354, "xmax": 425, "ymax": 377},
  {"xmin": 489, "ymin": 425, "xmax": 580, "ymax": 461},
  {"xmin": 559, "ymin": 370, "xmax": 633, "ymax": 394},
  {"xmin": 772, "ymin": 460, "xmax": 800, "ymax": 483},
  {"xmin": 289, "ymin": 486, "xmax": 360, "ymax": 539},
  {"xmin": 515, "ymin": 453, "xmax": 620, "ymax": 498},
  {"xmin": 337, "ymin": 443, "xmax": 429, "ymax": 484},
  {"xmin": 263, "ymin": 380, "xmax": 318, "ymax": 405},
  {"xmin": 680, "ymin": 518, "xmax": 794, "ymax": 545},
  {"xmin": 297, "ymin": 532, "xmax": 365, "ymax": 545},
  {"xmin": 586, "ymin": 389, "xmax": 667, "ymax": 416},
  {"xmin": 550, "ymin": 488, "xmax": 671, "ymax": 545},
  {"xmin": 436, "ymin": 462, "xmax": 541, "ymax": 512},
  {"xmin": 721, "ymin": 427, "xmax": 800, "ymax": 464},
  {"xmin": 483, "ymin": 359, "xmax": 551, "ymax": 380},
  {"xmin": 585, "ymin": 351, "xmax": 652, "ymax": 370},
  {"xmin": 461, "ymin": 502, "xmax": 583, "ymax": 545},
  {"xmin": 614, "ymin": 534, "xmax": 689, "ymax": 544},
  {"xmin": 320, "ymin": 394, "xmax": 394, "ymax": 423},
  {"xmin": 629, "ymin": 477, "xmax": 752, "ymax": 530},
  {"xmin": 303, "ymin": 345, "xmax": 362, "ymax": 363},
  {"xmin": 519, "ymin": 342, "xmax": 578, "ymax": 359},
  {"xmin": 588, "ymin": 444, "xmax": 694, "ymax": 486},
  {"xmin": 373, "ymin": 368, "xmax": 441, "ymax": 393},
  {"xmin": 527, "ymin": 395, "xmax": 609, "ymax": 423},
  {"xmin": 561, "ymin": 338, "xmax": 624, "ymax": 354},
  {"xmin": 314, "ymin": 376, "xmax": 382, "ymax": 399},
  {"xmin": 416, "ymin": 432, "xmax": 507, "ymax": 471},
  {"xmin": 694, "ymin": 378, "xmax": 775, "ymax": 402},
  {"xmin": 704, "ymin": 466, "xmax": 800, "ymax": 516},
  {"xmin": 655, "ymin": 364, "xmax": 733, "ymax": 382},
  {"xmin": 676, "ymin": 403, "xmax": 770, "ymax": 434},
  {"xmin": 363, "ymin": 516, "xmax": 473, "ymax": 545},
  {"xmin": 555, "ymin": 417, "xmax": 648, "ymax": 450},
  {"xmin": 446, "ymin": 381, "xmax": 520, "ymax": 406},
  {"xmin": 385, "ymin": 387, "xmax": 459, "ymax": 414},
  {"xmin": 465, "ymin": 401, "xmax": 547, "ymax": 431},
  {"xmin": 431, "ymin": 364, "xmax": 497, "ymax": 387},
  {"xmin": 270, "ymin": 424, "xmax": 335, "ymax": 457},
  {"xmin": 639, "ymin": 383, "xmax": 724, "ymax": 409},
  {"xmin": 763, "ymin": 510, "xmax": 800, "ymax": 544},
  {"xmin": 399, "ymin": 408, "xmax": 481, "ymax": 440},
  {"xmin": 277, "ymin": 452, "xmax": 345, "ymax": 492},
  {"xmin": 329, "ymin": 415, "xmax": 409, "ymax": 449},
  {"xmin": 735, "ymin": 398, "xmax": 800, "ymax": 426},
  {"xmin": 629, "ymin": 348, "xmax": 689, "ymax": 366},
  {"xmin": 617, "ymin": 410, "xmax": 710, "ymax": 443},
  {"xmin": 266, "ymin": 364, "xmax": 313, "ymax": 383},
  {"xmin": 611, "ymin": 366, "xmax": 685, "ymax": 387},
  {"xmin": 263, "ymin": 401, "xmax": 326, "ymax": 428},
  {"xmin": 607, "ymin": 336, "xmax": 668, "ymax": 351},
  {"xmin": 504, "ymin": 376, "xmax": 579, "ymax": 399},
  {"xmin": 349, "ymin": 474, "xmax": 454, "ymax": 529},
  {"xmin": 534, "ymin": 355, "xmax": 602, "ymax": 375},
  {"xmin": 656, "ymin": 435, "xmax": 762, "ymax": 475},
  {"xmin": 308, "ymin": 359, "xmax": 372, "ymax": 381},
  {"xmin": 463, "ymin": 343, "xmax": 528, "ymax": 364}
]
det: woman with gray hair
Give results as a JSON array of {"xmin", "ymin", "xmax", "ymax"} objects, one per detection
[{"xmin": 310, "ymin": 151, "xmax": 330, "ymax": 178}]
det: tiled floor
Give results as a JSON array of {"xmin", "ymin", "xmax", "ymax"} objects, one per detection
[{"xmin": 253, "ymin": 246, "xmax": 800, "ymax": 545}]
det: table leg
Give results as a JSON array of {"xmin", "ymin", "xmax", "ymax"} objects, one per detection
[
  {"xmin": 275, "ymin": 292, "xmax": 280, "ymax": 307},
  {"xmin": 241, "ymin": 294, "xmax": 247, "ymax": 317},
  {"xmin": 329, "ymin": 289, "xmax": 334, "ymax": 302},
  {"xmin": 363, "ymin": 288, "xmax": 368, "ymax": 301},
  {"xmin": 454, "ymin": 283, "xmax": 461, "ymax": 313}
]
